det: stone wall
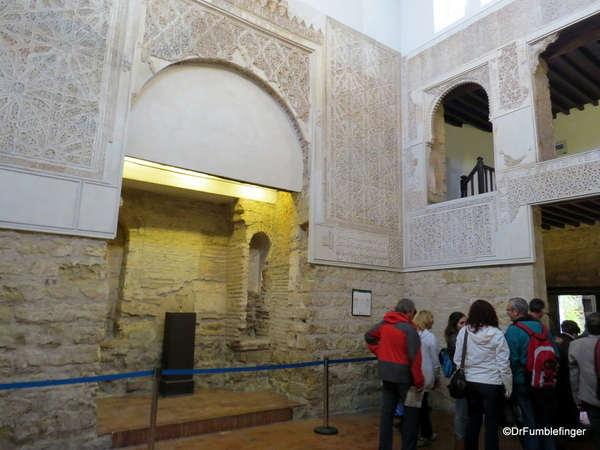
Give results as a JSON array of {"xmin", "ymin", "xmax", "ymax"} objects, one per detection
[
  {"xmin": 0, "ymin": 231, "xmax": 110, "ymax": 449},
  {"xmin": 101, "ymin": 188, "xmax": 234, "ymax": 394},
  {"xmin": 543, "ymin": 223, "xmax": 600, "ymax": 287},
  {"xmin": 403, "ymin": 264, "xmax": 541, "ymax": 412}
]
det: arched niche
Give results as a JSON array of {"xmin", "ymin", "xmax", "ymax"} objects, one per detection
[
  {"xmin": 126, "ymin": 62, "xmax": 303, "ymax": 192},
  {"xmin": 427, "ymin": 82, "xmax": 494, "ymax": 203}
]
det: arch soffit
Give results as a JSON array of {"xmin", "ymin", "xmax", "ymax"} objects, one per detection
[{"xmin": 424, "ymin": 67, "xmax": 492, "ymax": 146}]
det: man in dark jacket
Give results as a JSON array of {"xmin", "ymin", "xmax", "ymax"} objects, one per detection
[
  {"xmin": 505, "ymin": 297, "xmax": 557, "ymax": 450},
  {"xmin": 365, "ymin": 298, "xmax": 424, "ymax": 450},
  {"xmin": 555, "ymin": 320, "xmax": 581, "ymax": 430}
]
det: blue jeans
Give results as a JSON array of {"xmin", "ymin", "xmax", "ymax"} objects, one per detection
[
  {"xmin": 513, "ymin": 383, "xmax": 556, "ymax": 450},
  {"xmin": 464, "ymin": 381, "xmax": 504, "ymax": 450},
  {"xmin": 380, "ymin": 381, "xmax": 419, "ymax": 450},
  {"xmin": 455, "ymin": 397, "xmax": 468, "ymax": 440}
]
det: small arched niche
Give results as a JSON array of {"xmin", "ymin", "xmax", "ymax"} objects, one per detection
[
  {"xmin": 428, "ymin": 83, "xmax": 494, "ymax": 203},
  {"xmin": 247, "ymin": 232, "xmax": 271, "ymax": 338},
  {"xmin": 126, "ymin": 62, "xmax": 303, "ymax": 192}
]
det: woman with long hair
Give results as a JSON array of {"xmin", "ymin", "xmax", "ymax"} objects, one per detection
[
  {"xmin": 453, "ymin": 300, "xmax": 512, "ymax": 450},
  {"xmin": 413, "ymin": 310, "xmax": 441, "ymax": 447},
  {"xmin": 445, "ymin": 311, "xmax": 467, "ymax": 450}
]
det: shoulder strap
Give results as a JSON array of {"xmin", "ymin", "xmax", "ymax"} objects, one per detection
[
  {"xmin": 513, "ymin": 322, "xmax": 548, "ymax": 340},
  {"xmin": 460, "ymin": 329, "xmax": 468, "ymax": 368}
]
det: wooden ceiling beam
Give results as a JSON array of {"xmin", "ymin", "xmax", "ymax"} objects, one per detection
[
  {"xmin": 453, "ymin": 96, "xmax": 490, "ymax": 117},
  {"xmin": 552, "ymin": 56, "xmax": 600, "ymax": 100},
  {"xmin": 444, "ymin": 103, "xmax": 492, "ymax": 132},
  {"xmin": 442, "ymin": 84, "xmax": 486, "ymax": 102},
  {"xmin": 548, "ymin": 88, "xmax": 573, "ymax": 115},
  {"xmin": 541, "ymin": 216, "xmax": 565, "ymax": 229},
  {"xmin": 547, "ymin": 67, "xmax": 598, "ymax": 106},
  {"xmin": 542, "ymin": 210, "xmax": 581, "ymax": 227},
  {"xmin": 548, "ymin": 206, "xmax": 596, "ymax": 225},
  {"xmin": 543, "ymin": 19, "xmax": 600, "ymax": 60}
]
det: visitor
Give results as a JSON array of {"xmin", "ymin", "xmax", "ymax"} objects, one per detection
[{"xmin": 445, "ymin": 311, "xmax": 468, "ymax": 450}]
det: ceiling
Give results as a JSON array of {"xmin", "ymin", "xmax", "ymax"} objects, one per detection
[
  {"xmin": 442, "ymin": 14, "xmax": 600, "ymax": 129},
  {"xmin": 540, "ymin": 196, "xmax": 600, "ymax": 230}
]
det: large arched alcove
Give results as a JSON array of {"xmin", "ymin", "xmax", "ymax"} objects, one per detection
[{"xmin": 126, "ymin": 62, "xmax": 303, "ymax": 192}]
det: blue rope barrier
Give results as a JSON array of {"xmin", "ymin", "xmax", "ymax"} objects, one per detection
[
  {"xmin": 329, "ymin": 357, "xmax": 376, "ymax": 364},
  {"xmin": 0, "ymin": 370, "xmax": 154, "ymax": 391},
  {"xmin": 163, "ymin": 360, "xmax": 324, "ymax": 376},
  {"xmin": 0, "ymin": 357, "xmax": 376, "ymax": 391}
]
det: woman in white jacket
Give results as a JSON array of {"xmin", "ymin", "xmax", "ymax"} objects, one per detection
[
  {"xmin": 453, "ymin": 300, "xmax": 512, "ymax": 450},
  {"xmin": 413, "ymin": 310, "xmax": 441, "ymax": 446}
]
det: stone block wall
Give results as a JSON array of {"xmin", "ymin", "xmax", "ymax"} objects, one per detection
[
  {"xmin": 0, "ymin": 231, "xmax": 110, "ymax": 449},
  {"xmin": 101, "ymin": 188, "xmax": 234, "ymax": 394},
  {"xmin": 543, "ymin": 223, "xmax": 600, "ymax": 287},
  {"xmin": 403, "ymin": 264, "xmax": 541, "ymax": 412}
]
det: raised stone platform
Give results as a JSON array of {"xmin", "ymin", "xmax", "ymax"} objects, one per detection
[{"xmin": 96, "ymin": 388, "xmax": 304, "ymax": 448}]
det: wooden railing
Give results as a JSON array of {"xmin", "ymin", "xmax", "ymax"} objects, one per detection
[{"xmin": 460, "ymin": 157, "xmax": 495, "ymax": 198}]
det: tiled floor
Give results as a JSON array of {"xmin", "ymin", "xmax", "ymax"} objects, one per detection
[
  {"xmin": 121, "ymin": 408, "xmax": 594, "ymax": 450},
  {"xmin": 97, "ymin": 388, "xmax": 303, "ymax": 447},
  {"xmin": 98, "ymin": 389, "xmax": 595, "ymax": 450}
]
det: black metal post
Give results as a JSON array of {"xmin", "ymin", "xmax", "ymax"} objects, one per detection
[
  {"xmin": 476, "ymin": 157, "xmax": 485, "ymax": 194},
  {"xmin": 314, "ymin": 357, "xmax": 339, "ymax": 435},
  {"xmin": 148, "ymin": 368, "xmax": 161, "ymax": 450}
]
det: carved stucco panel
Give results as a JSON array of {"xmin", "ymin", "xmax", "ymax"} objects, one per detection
[
  {"xmin": 215, "ymin": 0, "xmax": 324, "ymax": 44},
  {"xmin": 499, "ymin": 151, "xmax": 600, "ymax": 223},
  {"xmin": 496, "ymin": 42, "xmax": 529, "ymax": 109},
  {"xmin": 326, "ymin": 20, "xmax": 401, "ymax": 232},
  {"xmin": 407, "ymin": 203, "xmax": 494, "ymax": 266},
  {"xmin": 142, "ymin": 0, "xmax": 310, "ymax": 123},
  {"xmin": 423, "ymin": 64, "xmax": 491, "ymax": 145},
  {"xmin": 0, "ymin": 0, "xmax": 114, "ymax": 178},
  {"xmin": 403, "ymin": 145, "xmax": 426, "ymax": 213}
]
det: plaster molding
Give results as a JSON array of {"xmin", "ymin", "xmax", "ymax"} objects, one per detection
[
  {"xmin": 423, "ymin": 64, "xmax": 491, "ymax": 146},
  {"xmin": 142, "ymin": 0, "xmax": 312, "ymax": 124}
]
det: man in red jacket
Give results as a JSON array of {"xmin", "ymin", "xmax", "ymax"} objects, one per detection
[{"xmin": 365, "ymin": 298, "xmax": 425, "ymax": 450}]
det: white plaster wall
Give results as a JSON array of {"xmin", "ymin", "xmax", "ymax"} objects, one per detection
[
  {"xmin": 296, "ymin": 0, "xmax": 401, "ymax": 51},
  {"xmin": 445, "ymin": 124, "xmax": 494, "ymax": 200},
  {"xmin": 126, "ymin": 64, "xmax": 303, "ymax": 192},
  {"xmin": 554, "ymin": 105, "xmax": 600, "ymax": 156},
  {"xmin": 400, "ymin": 0, "xmax": 517, "ymax": 55}
]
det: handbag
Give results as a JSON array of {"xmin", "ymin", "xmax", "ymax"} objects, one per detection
[
  {"xmin": 501, "ymin": 395, "xmax": 523, "ymax": 427},
  {"xmin": 448, "ymin": 329, "xmax": 468, "ymax": 399}
]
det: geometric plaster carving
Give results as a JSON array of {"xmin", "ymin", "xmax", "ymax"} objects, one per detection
[
  {"xmin": 215, "ymin": 0, "xmax": 324, "ymax": 44},
  {"xmin": 499, "ymin": 150, "xmax": 600, "ymax": 223},
  {"xmin": 406, "ymin": 201, "xmax": 494, "ymax": 266},
  {"xmin": 424, "ymin": 64, "xmax": 491, "ymax": 145},
  {"xmin": 497, "ymin": 42, "xmax": 528, "ymax": 109},
  {"xmin": 143, "ymin": 0, "xmax": 311, "ymax": 123},
  {"xmin": 325, "ymin": 20, "xmax": 401, "ymax": 232},
  {"xmin": 0, "ymin": 0, "xmax": 112, "ymax": 179}
]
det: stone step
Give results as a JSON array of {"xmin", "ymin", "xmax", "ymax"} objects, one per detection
[{"xmin": 96, "ymin": 388, "xmax": 304, "ymax": 448}]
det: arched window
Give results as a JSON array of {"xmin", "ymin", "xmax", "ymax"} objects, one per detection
[{"xmin": 429, "ymin": 83, "xmax": 494, "ymax": 203}]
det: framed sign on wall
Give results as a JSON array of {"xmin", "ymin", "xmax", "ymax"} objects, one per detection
[{"xmin": 352, "ymin": 289, "xmax": 372, "ymax": 316}]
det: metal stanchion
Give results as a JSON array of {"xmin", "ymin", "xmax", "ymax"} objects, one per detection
[
  {"xmin": 147, "ymin": 368, "xmax": 161, "ymax": 450},
  {"xmin": 314, "ymin": 357, "xmax": 339, "ymax": 435}
]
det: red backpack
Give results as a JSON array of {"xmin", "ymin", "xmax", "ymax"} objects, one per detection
[{"xmin": 513, "ymin": 323, "xmax": 558, "ymax": 389}]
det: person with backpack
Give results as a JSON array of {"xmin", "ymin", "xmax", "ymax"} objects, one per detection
[
  {"xmin": 568, "ymin": 312, "xmax": 600, "ymax": 450},
  {"xmin": 505, "ymin": 297, "xmax": 558, "ymax": 450},
  {"xmin": 444, "ymin": 311, "xmax": 468, "ymax": 450},
  {"xmin": 453, "ymin": 300, "xmax": 512, "ymax": 450}
]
